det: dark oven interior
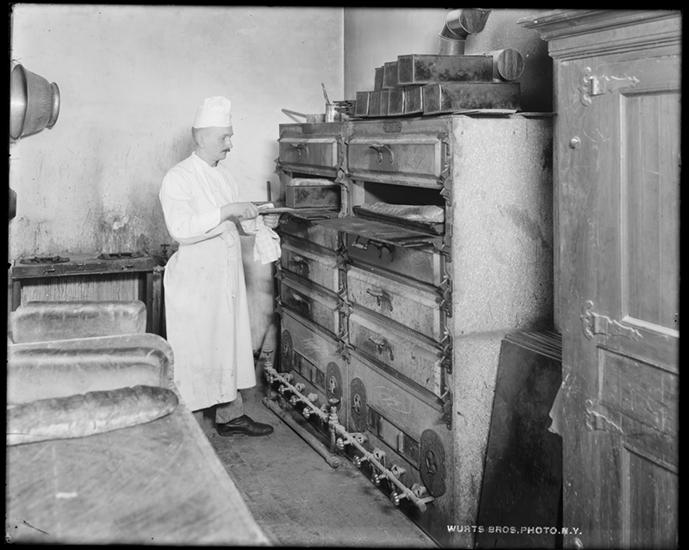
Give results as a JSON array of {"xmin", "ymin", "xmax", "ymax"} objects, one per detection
[{"xmin": 351, "ymin": 181, "xmax": 446, "ymax": 236}]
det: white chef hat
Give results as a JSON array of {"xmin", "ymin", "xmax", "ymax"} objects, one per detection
[{"xmin": 193, "ymin": 96, "xmax": 232, "ymax": 128}]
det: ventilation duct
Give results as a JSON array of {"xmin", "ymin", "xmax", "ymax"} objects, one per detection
[{"xmin": 439, "ymin": 9, "xmax": 492, "ymax": 55}]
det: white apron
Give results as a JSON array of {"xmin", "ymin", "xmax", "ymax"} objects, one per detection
[{"xmin": 159, "ymin": 153, "xmax": 255, "ymax": 411}]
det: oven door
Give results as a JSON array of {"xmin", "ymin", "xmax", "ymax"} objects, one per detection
[{"xmin": 314, "ymin": 215, "xmax": 443, "ymax": 250}]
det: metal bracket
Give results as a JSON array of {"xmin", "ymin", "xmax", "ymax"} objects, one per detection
[
  {"xmin": 428, "ymin": 238, "xmax": 449, "ymax": 260},
  {"xmin": 336, "ymin": 135, "xmax": 346, "ymax": 171},
  {"xmin": 439, "ymin": 328, "xmax": 453, "ymax": 375},
  {"xmin": 438, "ymin": 275, "xmax": 453, "ymax": 318},
  {"xmin": 437, "ymin": 132, "xmax": 452, "ymax": 199},
  {"xmin": 338, "ymin": 342, "xmax": 352, "ymax": 363},
  {"xmin": 335, "ymin": 254, "xmax": 349, "ymax": 270},
  {"xmin": 440, "ymin": 391, "xmax": 452, "ymax": 430},
  {"xmin": 580, "ymin": 300, "xmax": 642, "ymax": 340},
  {"xmin": 580, "ymin": 67, "xmax": 640, "ymax": 106},
  {"xmin": 584, "ymin": 399, "xmax": 624, "ymax": 435},
  {"xmin": 336, "ymin": 297, "xmax": 352, "ymax": 316}
]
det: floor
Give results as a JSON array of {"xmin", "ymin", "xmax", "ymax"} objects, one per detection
[{"xmin": 198, "ymin": 385, "xmax": 436, "ymax": 548}]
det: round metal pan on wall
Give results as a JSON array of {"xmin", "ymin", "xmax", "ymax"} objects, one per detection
[{"xmin": 10, "ymin": 64, "xmax": 60, "ymax": 140}]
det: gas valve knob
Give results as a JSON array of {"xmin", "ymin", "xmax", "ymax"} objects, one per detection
[
  {"xmin": 390, "ymin": 464, "xmax": 406, "ymax": 478},
  {"xmin": 353, "ymin": 455, "xmax": 368, "ymax": 468},
  {"xmin": 390, "ymin": 491, "xmax": 406, "ymax": 506},
  {"xmin": 302, "ymin": 407, "xmax": 312, "ymax": 419},
  {"xmin": 289, "ymin": 395, "xmax": 299, "ymax": 406},
  {"xmin": 294, "ymin": 382, "xmax": 306, "ymax": 392},
  {"xmin": 372, "ymin": 448, "xmax": 386, "ymax": 464},
  {"xmin": 411, "ymin": 483, "xmax": 429, "ymax": 499},
  {"xmin": 328, "ymin": 397, "xmax": 341, "ymax": 410},
  {"xmin": 278, "ymin": 385, "xmax": 288, "ymax": 395},
  {"xmin": 352, "ymin": 433, "xmax": 367, "ymax": 445},
  {"xmin": 336, "ymin": 437, "xmax": 346, "ymax": 451},
  {"xmin": 372, "ymin": 471, "xmax": 386, "ymax": 486}
]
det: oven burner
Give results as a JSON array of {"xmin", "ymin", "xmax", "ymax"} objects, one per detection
[
  {"xmin": 19, "ymin": 255, "xmax": 70, "ymax": 264},
  {"xmin": 97, "ymin": 251, "xmax": 144, "ymax": 260}
]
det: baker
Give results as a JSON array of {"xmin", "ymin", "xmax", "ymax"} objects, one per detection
[{"xmin": 159, "ymin": 96, "xmax": 278, "ymax": 437}]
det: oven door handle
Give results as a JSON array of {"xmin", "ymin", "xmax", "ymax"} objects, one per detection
[
  {"xmin": 288, "ymin": 255, "xmax": 310, "ymax": 274},
  {"xmin": 365, "ymin": 287, "xmax": 393, "ymax": 311},
  {"xmin": 368, "ymin": 143, "xmax": 394, "ymax": 165},
  {"xmin": 287, "ymin": 291, "xmax": 312, "ymax": 315},
  {"xmin": 367, "ymin": 335, "xmax": 394, "ymax": 361},
  {"xmin": 290, "ymin": 142, "xmax": 307, "ymax": 158}
]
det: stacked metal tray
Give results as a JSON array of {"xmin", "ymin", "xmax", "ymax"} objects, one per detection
[{"xmin": 354, "ymin": 50, "xmax": 524, "ymax": 117}]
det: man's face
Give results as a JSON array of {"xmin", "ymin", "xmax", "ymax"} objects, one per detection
[{"xmin": 198, "ymin": 126, "xmax": 233, "ymax": 163}]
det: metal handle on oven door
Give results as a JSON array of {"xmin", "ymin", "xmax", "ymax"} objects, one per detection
[
  {"xmin": 351, "ymin": 236, "xmax": 369, "ymax": 250},
  {"xmin": 289, "ymin": 255, "xmax": 310, "ymax": 274},
  {"xmin": 288, "ymin": 291, "xmax": 312, "ymax": 315},
  {"xmin": 367, "ymin": 335, "xmax": 394, "ymax": 361},
  {"xmin": 365, "ymin": 287, "xmax": 393, "ymax": 311},
  {"xmin": 290, "ymin": 142, "xmax": 307, "ymax": 159},
  {"xmin": 368, "ymin": 143, "xmax": 394, "ymax": 165}
]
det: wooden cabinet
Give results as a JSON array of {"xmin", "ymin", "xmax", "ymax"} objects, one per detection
[
  {"xmin": 276, "ymin": 114, "xmax": 553, "ymax": 546},
  {"xmin": 520, "ymin": 10, "xmax": 680, "ymax": 549}
]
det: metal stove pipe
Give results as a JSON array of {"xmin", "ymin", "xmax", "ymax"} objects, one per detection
[{"xmin": 439, "ymin": 8, "xmax": 492, "ymax": 55}]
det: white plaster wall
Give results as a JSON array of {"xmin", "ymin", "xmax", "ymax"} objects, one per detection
[
  {"xmin": 9, "ymin": 5, "xmax": 344, "ymax": 348},
  {"xmin": 344, "ymin": 8, "xmax": 446, "ymax": 99},
  {"xmin": 343, "ymin": 8, "xmax": 552, "ymax": 112}
]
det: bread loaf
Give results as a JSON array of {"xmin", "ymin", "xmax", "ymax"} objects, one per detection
[
  {"xmin": 7, "ymin": 348, "xmax": 171, "ymax": 404},
  {"xmin": 10, "ymin": 301, "xmax": 147, "ymax": 344},
  {"xmin": 7, "ymin": 385, "xmax": 179, "ymax": 446},
  {"xmin": 359, "ymin": 203, "xmax": 445, "ymax": 223}
]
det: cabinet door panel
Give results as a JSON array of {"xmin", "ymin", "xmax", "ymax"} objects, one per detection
[
  {"xmin": 349, "ymin": 309, "xmax": 443, "ymax": 398},
  {"xmin": 279, "ymin": 275, "xmax": 339, "ymax": 336},
  {"xmin": 278, "ymin": 137, "xmax": 339, "ymax": 173},
  {"xmin": 348, "ymin": 352, "xmax": 444, "ymax": 439},
  {"xmin": 280, "ymin": 239, "xmax": 339, "ymax": 293},
  {"xmin": 557, "ymin": 47, "xmax": 679, "ymax": 550},
  {"xmin": 347, "ymin": 265, "xmax": 442, "ymax": 341},
  {"xmin": 348, "ymin": 134, "xmax": 443, "ymax": 184},
  {"xmin": 346, "ymin": 234, "xmax": 443, "ymax": 286},
  {"xmin": 279, "ymin": 218, "xmax": 339, "ymax": 251}
]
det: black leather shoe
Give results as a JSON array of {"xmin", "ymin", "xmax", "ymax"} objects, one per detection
[{"xmin": 216, "ymin": 415, "xmax": 274, "ymax": 437}]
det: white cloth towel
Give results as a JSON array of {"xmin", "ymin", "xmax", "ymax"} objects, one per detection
[{"xmin": 240, "ymin": 214, "xmax": 281, "ymax": 264}]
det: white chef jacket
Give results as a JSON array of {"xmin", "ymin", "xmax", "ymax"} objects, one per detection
[{"xmin": 159, "ymin": 152, "xmax": 256, "ymax": 411}]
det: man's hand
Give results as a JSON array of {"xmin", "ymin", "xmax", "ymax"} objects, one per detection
[
  {"xmin": 262, "ymin": 214, "xmax": 281, "ymax": 229},
  {"xmin": 220, "ymin": 202, "xmax": 259, "ymax": 222}
]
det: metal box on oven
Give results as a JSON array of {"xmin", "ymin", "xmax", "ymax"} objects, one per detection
[{"xmin": 285, "ymin": 177, "xmax": 340, "ymax": 209}]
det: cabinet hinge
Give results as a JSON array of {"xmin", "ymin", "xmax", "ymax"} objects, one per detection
[
  {"xmin": 580, "ymin": 300, "xmax": 642, "ymax": 341},
  {"xmin": 580, "ymin": 66, "xmax": 640, "ymax": 106},
  {"xmin": 584, "ymin": 399, "xmax": 624, "ymax": 435}
]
